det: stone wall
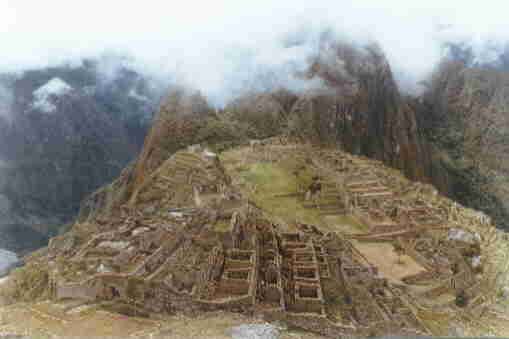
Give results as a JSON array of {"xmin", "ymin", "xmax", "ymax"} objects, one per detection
[{"xmin": 56, "ymin": 282, "xmax": 98, "ymax": 301}]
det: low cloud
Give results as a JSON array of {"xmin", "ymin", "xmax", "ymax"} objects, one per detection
[{"xmin": 2, "ymin": 0, "xmax": 509, "ymax": 104}]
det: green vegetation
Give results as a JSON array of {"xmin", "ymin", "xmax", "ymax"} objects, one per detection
[
  {"xmin": 0, "ymin": 262, "xmax": 49, "ymax": 304},
  {"xmin": 100, "ymin": 302, "xmax": 150, "ymax": 318},
  {"xmin": 237, "ymin": 161, "xmax": 321, "ymax": 231},
  {"xmin": 213, "ymin": 220, "xmax": 231, "ymax": 233},
  {"xmin": 455, "ymin": 289, "xmax": 469, "ymax": 308},
  {"xmin": 127, "ymin": 277, "xmax": 146, "ymax": 300},
  {"xmin": 222, "ymin": 150, "xmax": 367, "ymax": 233}
]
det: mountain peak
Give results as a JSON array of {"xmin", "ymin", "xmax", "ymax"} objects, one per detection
[{"xmin": 32, "ymin": 77, "xmax": 73, "ymax": 113}]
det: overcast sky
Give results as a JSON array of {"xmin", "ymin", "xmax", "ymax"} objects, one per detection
[{"xmin": 2, "ymin": 0, "xmax": 509, "ymax": 102}]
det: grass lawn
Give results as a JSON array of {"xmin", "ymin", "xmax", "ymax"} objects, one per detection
[
  {"xmin": 238, "ymin": 162, "xmax": 320, "ymax": 232},
  {"xmin": 221, "ymin": 148, "xmax": 368, "ymax": 234}
]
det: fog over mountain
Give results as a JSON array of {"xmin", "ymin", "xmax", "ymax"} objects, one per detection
[
  {"xmin": 3, "ymin": 1, "xmax": 509, "ymax": 105},
  {"xmin": 0, "ymin": 57, "xmax": 165, "ymax": 253}
]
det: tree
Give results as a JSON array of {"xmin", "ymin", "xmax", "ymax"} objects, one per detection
[
  {"xmin": 393, "ymin": 238, "xmax": 405, "ymax": 264},
  {"xmin": 455, "ymin": 289, "xmax": 469, "ymax": 307}
]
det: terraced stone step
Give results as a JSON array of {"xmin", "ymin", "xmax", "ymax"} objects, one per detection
[
  {"xmin": 162, "ymin": 171, "xmax": 220, "ymax": 187},
  {"xmin": 348, "ymin": 186, "xmax": 390, "ymax": 194},
  {"xmin": 321, "ymin": 182, "xmax": 344, "ymax": 188},
  {"xmin": 162, "ymin": 174, "xmax": 188, "ymax": 185},
  {"xmin": 273, "ymin": 193, "xmax": 302, "ymax": 198},
  {"xmin": 172, "ymin": 162, "xmax": 208, "ymax": 174},
  {"xmin": 318, "ymin": 210, "xmax": 347, "ymax": 216},
  {"xmin": 412, "ymin": 217, "xmax": 443, "ymax": 225},
  {"xmin": 370, "ymin": 225, "xmax": 407, "ymax": 233},
  {"xmin": 175, "ymin": 152, "xmax": 204, "ymax": 161},
  {"xmin": 321, "ymin": 191, "xmax": 349, "ymax": 199},
  {"xmin": 302, "ymin": 203, "xmax": 342, "ymax": 209},
  {"xmin": 357, "ymin": 191, "xmax": 393, "ymax": 198},
  {"xmin": 346, "ymin": 180, "xmax": 380, "ymax": 188},
  {"xmin": 350, "ymin": 228, "xmax": 418, "ymax": 240},
  {"xmin": 173, "ymin": 158, "xmax": 207, "ymax": 170}
]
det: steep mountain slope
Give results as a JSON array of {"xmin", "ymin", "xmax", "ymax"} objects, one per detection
[
  {"xmin": 420, "ymin": 59, "xmax": 509, "ymax": 229},
  {"xmin": 0, "ymin": 60, "xmax": 163, "ymax": 252},
  {"xmin": 227, "ymin": 38, "xmax": 450, "ymax": 192}
]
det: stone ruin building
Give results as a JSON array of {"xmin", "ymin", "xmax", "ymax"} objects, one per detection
[{"xmin": 46, "ymin": 139, "xmax": 503, "ymax": 338}]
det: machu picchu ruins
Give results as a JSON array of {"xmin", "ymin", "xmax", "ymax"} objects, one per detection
[
  {"xmin": 24, "ymin": 139, "xmax": 508, "ymax": 338},
  {"xmin": 5, "ymin": 4, "xmax": 509, "ymax": 338}
]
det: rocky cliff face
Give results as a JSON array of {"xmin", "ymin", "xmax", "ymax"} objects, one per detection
[
  {"xmin": 418, "ymin": 59, "xmax": 509, "ymax": 228},
  {"xmin": 296, "ymin": 41, "xmax": 437, "ymax": 184},
  {"xmin": 227, "ymin": 39, "xmax": 450, "ymax": 193},
  {"xmin": 78, "ymin": 87, "xmax": 213, "ymax": 222},
  {"xmin": 0, "ymin": 60, "xmax": 163, "ymax": 252}
]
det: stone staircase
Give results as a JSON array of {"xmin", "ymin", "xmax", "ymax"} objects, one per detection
[{"xmin": 158, "ymin": 151, "xmax": 225, "ymax": 192}]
